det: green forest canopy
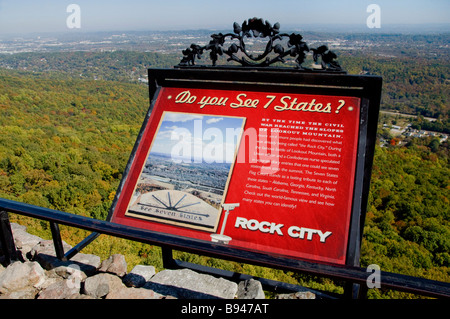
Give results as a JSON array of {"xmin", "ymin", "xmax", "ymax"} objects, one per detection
[{"xmin": 0, "ymin": 50, "xmax": 448, "ymax": 298}]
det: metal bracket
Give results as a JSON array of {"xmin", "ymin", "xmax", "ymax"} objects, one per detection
[{"xmin": 178, "ymin": 17, "xmax": 343, "ymax": 72}]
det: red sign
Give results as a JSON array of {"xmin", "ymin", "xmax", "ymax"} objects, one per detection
[{"xmin": 110, "ymin": 86, "xmax": 360, "ymax": 265}]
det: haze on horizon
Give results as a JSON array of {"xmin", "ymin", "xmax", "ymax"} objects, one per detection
[{"xmin": 0, "ymin": 0, "xmax": 449, "ymax": 35}]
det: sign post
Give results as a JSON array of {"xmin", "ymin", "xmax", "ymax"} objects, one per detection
[{"xmin": 210, "ymin": 203, "xmax": 239, "ymax": 244}]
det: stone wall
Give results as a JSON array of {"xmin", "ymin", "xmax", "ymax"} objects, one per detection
[{"xmin": 0, "ymin": 223, "xmax": 315, "ymax": 299}]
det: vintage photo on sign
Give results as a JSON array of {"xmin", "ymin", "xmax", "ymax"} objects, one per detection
[{"xmin": 125, "ymin": 111, "xmax": 246, "ymax": 232}]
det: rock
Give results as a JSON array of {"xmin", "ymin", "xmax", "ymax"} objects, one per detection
[
  {"xmin": 99, "ymin": 254, "xmax": 127, "ymax": 277},
  {"xmin": 0, "ymin": 223, "xmax": 319, "ymax": 300},
  {"xmin": 0, "ymin": 261, "xmax": 46, "ymax": 294},
  {"xmin": 29, "ymin": 240, "xmax": 72, "ymax": 269},
  {"xmin": 39, "ymin": 276, "xmax": 61, "ymax": 290},
  {"xmin": 70, "ymin": 252, "xmax": 102, "ymax": 274},
  {"xmin": 237, "ymin": 279, "xmax": 265, "ymax": 299},
  {"xmin": 51, "ymin": 263, "xmax": 88, "ymax": 283},
  {"xmin": 10, "ymin": 223, "xmax": 26, "ymax": 232},
  {"xmin": 30, "ymin": 239, "xmax": 72, "ymax": 257},
  {"xmin": 122, "ymin": 265, "xmax": 156, "ymax": 288},
  {"xmin": 0, "ymin": 286, "xmax": 38, "ymax": 299},
  {"xmin": 275, "ymin": 290, "xmax": 316, "ymax": 299},
  {"xmin": 83, "ymin": 273, "xmax": 125, "ymax": 299},
  {"xmin": 145, "ymin": 268, "xmax": 238, "ymax": 299},
  {"xmin": 11, "ymin": 223, "xmax": 42, "ymax": 259},
  {"xmin": 105, "ymin": 286, "xmax": 164, "ymax": 299},
  {"xmin": 30, "ymin": 240, "xmax": 100, "ymax": 278},
  {"xmin": 37, "ymin": 278, "xmax": 80, "ymax": 299}
]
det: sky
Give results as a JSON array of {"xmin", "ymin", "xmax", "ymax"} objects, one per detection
[{"xmin": 0, "ymin": 0, "xmax": 449, "ymax": 34}]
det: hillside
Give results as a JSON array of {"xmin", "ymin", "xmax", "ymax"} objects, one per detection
[
  {"xmin": 0, "ymin": 51, "xmax": 179, "ymax": 83},
  {"xmin": 0, "ymin": 49, "xmax": 448, "ymax": 298},
  {"xmin": 0, "ymin": 68, "xmax": 148, "ymax": 219},
  {"xmin": 1, "ymin": 33, "xmax": 448, "ymax": 121}
]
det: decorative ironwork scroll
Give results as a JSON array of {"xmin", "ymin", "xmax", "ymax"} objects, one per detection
[{"xmin": 178, "ymin": 17, "xmax": 343, "ymax": 71}]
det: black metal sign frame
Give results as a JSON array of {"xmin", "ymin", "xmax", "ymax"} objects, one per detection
[{"xmin": 106, "ymin": 67, "xmax": 382, "ymax": 276}]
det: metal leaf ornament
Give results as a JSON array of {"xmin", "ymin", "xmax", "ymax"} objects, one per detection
[{"xmin": 178, "ymin": 18, "xmax": 343, "ymax": 72}]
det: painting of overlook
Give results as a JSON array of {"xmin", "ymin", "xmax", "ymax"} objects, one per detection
[{"xmin": 125, "ymin": 111, "xmax": 246, "ymax": 231}]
